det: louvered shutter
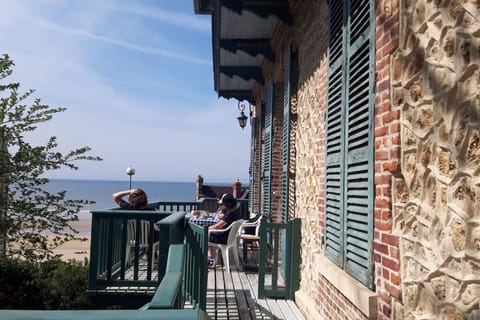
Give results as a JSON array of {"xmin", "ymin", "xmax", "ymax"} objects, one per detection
[
  {"xmin": 249, "ymin": 118, "xmax": 256, "ymax": 213},
  {"xmin": 281, "ymin": 46, "xmax": 291, "ymax": 223},
  {"xmin": 344, "ymin": 0, "xmax": 375, "ymax": 288},
  {"xmin": 325, "ymin": 0, "xmax": 346, "ymax": 268},
  {"xmin": 325, "ymin": 0, "xmax": 375, "ymax": 289},
  {"xmin": 257, "ymin": 106, "xmax": 264, "ymax": 214},
  {"xmin": 263, "ymin": 84, "xmax": 273, "ymax": 221}
]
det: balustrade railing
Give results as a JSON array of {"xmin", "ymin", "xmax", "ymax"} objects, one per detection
[
  {"xmin": 88, "ymin": 202, "xmax": 210, "ymax": 309},
  {"xmin": 258, "ymin": 218, "xmax": 301, "ymax": 300},
  {"xmin": 88, "ymin": 210, "xmax": 170, "ymax": 300},
  {"xmin": 184, "ymin": 221, "xmax": 209, "ymax": 310}
]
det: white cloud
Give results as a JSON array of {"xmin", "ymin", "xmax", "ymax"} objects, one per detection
[{"xmin": 37, "ymin": 19, "xmax": 210, "ymax": 65}]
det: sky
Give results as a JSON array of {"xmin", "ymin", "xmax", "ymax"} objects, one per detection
[{"xmin": 0, "ymin": 0, "xmax": 251, "ymax": 184}]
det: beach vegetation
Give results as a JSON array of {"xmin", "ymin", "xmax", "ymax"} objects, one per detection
[
  {"xmin": 0, "ymin": 255, "xmax": 92, "ymax": 309},
  {"xmin": 0, "ymin": 54, "xmax": 102, "ymax": 261}
]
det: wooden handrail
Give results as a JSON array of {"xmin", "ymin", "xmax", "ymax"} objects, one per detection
[{"xmin": 147, "ymin": 244, "xmax": 185, "ymax": 309}]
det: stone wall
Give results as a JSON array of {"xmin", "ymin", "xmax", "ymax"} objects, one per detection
[
  {"xmin": 390, "ymin": 1, "xmax": 480, "ymax": 319},
  {"xmin": 288, "ymin": 0, "xmax": 327, "ymax": 318}
]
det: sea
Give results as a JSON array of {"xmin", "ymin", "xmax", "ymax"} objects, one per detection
[{"xmin": 44, "ymin": 179, "xmax": 198, "ymax": 220}]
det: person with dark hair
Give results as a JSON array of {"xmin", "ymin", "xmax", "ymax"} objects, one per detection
[
  {"xmin": 207, "ymin": 193, "xmax": 242, "ymax": 265},
  {"xmin": 113, "ymin": 188, "xmax": 159, "ymax": 250},
  {"xmin": 112, "ymin": 188, "xmax": 149, "ymax": 210}
]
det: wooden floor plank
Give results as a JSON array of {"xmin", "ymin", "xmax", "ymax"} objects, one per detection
[
  {"xmin": 215, "ymin": 267, "xmax": 229, "ymax": 320},
  {"xmin": 276, "ymin": 300, "xmax": 299, "ymax": 320},
  {"xmin": 285, "ymin": 300, "xmax": 306, "ymax": 320},
  {"xmin": 230, "ymin": 269, "xmax": 254, "ymax": 320},
  {"xmin": 223, "ymin": 269, "xmax": 240, "ymax": 320},
  {"xmin": 243, "ymin": 272, "xmax": 274, "ymax": 320}
]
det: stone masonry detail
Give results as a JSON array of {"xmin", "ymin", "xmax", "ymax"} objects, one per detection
[{"xmin": 391, "ymin": 1, "xmax": 480, "ymax": 319}]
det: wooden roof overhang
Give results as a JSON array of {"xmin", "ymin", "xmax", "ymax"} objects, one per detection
[{"xmin": 194, "ymin": 0, "xmax": 292, "ymax": 104}]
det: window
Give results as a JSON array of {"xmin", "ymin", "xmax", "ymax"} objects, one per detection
[{"xmin": 324, "ymin": 0, "xmax": 375, "ymax": 289}]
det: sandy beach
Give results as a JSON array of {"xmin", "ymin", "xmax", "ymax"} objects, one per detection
[{"xmin": 53, "ymin": 219, "xmax": 92, "ymax": 262}]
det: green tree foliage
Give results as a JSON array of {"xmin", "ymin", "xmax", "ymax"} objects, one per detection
[
  {"xmin": 0, "ymin": 54, "xmax": 102, "ymax": 261},
  {"xmin": 0, "ymin": 255, "xmax": 92, "ymax": 309}
]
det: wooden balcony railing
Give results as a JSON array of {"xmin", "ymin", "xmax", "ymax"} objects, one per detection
[
  {"xmin": 258, "ymin": 218, "xmax": 301, "ymax": 300},
  {"xmin": 4, "ymin": 201, "xmax": 211, "ymax": 319},
  {"xmin": 87, "ymin": 201, "xmax": 208, "ymax": 307}
]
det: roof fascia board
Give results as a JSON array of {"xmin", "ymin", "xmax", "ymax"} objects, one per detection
[
  {"xmin": 218, "ymin": 90, "xmax": 254, "ymax": 104},
  {"xmin": 221, "ymin": 0, "xmax": 293, "ymax": 25},
  {"xmin": 219, "ymin": 66, "xmax": 265, "ymax": 85},
  {"xmin": 219, "ymin": 39, "xmax": 275, "ymax": 62}
]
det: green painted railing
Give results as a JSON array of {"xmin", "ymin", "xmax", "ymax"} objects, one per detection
[
  {"xmin": 149, "ymin": 201, "xmax": 199, "ymax": 212},
  {"xmin": 144, "ymin": 244, "xmax": 185, "ymax": 309},
  {"xmin": 184, "ymin": 222, "xmax": 209, "ymax": 310},
  {"xmin": 88, "ymin": 202, "xmax": 210, "ymax": 306},
  {"xmin": 2, "ymin": 203, "xmax": 211, "ymax": 319},
  {"xmin": 258, "ymin": 218, "xmax": 301, "ymax": 300},
  {"xmin": 0, "ymin": 308, "xmax": 209, "ymax": 320},
  {"xmin": 88, "ymin": 209, "xmax": 170, "ymax": 306}
]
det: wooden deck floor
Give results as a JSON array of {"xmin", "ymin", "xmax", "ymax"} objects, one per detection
[
  {"xmin": 103, "ymin": 252, "xmax": 305, "ymax": 319},
  {"xmin": 205, "ymin": 262, "xmax": 305, "ymax": 320}
]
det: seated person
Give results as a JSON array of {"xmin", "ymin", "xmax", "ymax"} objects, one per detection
[{"xmin": 207, "ymin": 193, "xmax": 242, "ymax": 264}]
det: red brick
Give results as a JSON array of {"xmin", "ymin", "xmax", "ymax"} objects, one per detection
[
  {"xmin": 378, "ymin": 79, "xmax": 390, "ymax": 92},
  {"xmin": 390, "ymin": 123, "xmax": 401, "ymax": 133},
  {"xmin": 385, "ymin": 282, "xmax": 401, "ymax": 299},
  {"xmin": 390, "ymin": 246, "xmax": 399, "ymax": 259},
  {"xmin": 375, "ymin": 220, "xmax": 392, "ymax": 231},
  {"xmin": 382, "ymin": 234, "xmax": 399, "ymax": 246},
  {"xmin": 382, "ymin": 161, "xmax": 399, "ymax": 172},
  {"xmin": 375, "ymin": 198, "xmax": 390, "ymax": 208},
  {"xmin": 380, "ymin": 210, "xmax": 391, "ymax": 220},
  {"xmin": 375, "ymin": 174, "xmax": 391, "ymax": 185},
  {"xmin": 390, "ymin": 272, "xmax": 400, "ymax": 285},
  {"xmin": 376, "ymin": 150, "xmax": 389, "ymax": 160},
  {"xmin": 390, "ymin": 146, "xmax": 400, "ymax": 159},
  {"xmin": 374, "ymin": 241, "xmax": 389, "ymax": 254},
  {"xmin": 382, "ymin": 256, "xmax": 399, "ymax": 271},
  {"xmin": 375, "ymin": 126, "xmax": 388, "ymax": 137},
  {"xmin": 391, "ymin": 135, "xmax": 400, "ymax": 145}
]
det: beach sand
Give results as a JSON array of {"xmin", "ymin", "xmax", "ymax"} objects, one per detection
[{"xmin": 53, "ymin": 219, "xmax": 92, "ymax": 262}]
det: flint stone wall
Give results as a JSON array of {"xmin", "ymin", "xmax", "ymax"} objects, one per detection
[{"xmin": 391, "ymin": 1, "xmax": 480, "ymax": 319}]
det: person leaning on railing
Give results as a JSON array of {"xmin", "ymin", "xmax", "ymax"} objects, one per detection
[
  {"xmin": 112, "ymin": 188, "xmax": 159, "ymax": 242},
  {"xmin": 112, "ymin": 188, "xmax": 152, "ymax": 210}
]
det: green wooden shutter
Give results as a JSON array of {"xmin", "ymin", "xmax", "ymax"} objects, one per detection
[
  {"xmin": 281, "ymin": 46, "xmax": 291, "ymax": 223},
  {"xmin": 325, "ymin": 0, "xmax": 346, "ymax": 268},
  {"xmin": 249, "ymin": 118, "xmax": 256, "ymax": 214},
  {"xmin": 257, "ymin": 105, "xmax": 264, "ymax": 215},
  {"xmin": 325, "ymin": 0, "xmax": 375, "ymax": 289},
  {"xmin": 343, "ymin": 0, "xmax": 375, "ymax": 289},
  {"xmin": 263, "ymin": 84, "xmax": 273, "ymax": 221}
]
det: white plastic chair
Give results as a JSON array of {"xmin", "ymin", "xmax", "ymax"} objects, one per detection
[
  {"xmin": 239, "ymin": 214, "xmax": 262, "ymax": 263},
  {"xmin": 125, "ymin": 220, "xmax": 159, "ymax": 269},
  {"xmin": 208, "ymin": 219, "xmax": 244, "ymax": 272}
]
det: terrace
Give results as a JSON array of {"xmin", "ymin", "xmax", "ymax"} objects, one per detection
[{"xmin": 4, "ymin": 200, "xmax": 303, "ymax": 320}]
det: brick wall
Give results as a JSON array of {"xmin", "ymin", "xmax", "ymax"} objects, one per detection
[
  {"xmin": 373, "ymin": 1, "xmax": 401, "ymax": 319},
  {"xmin": 251, "ymin": 0, "xmax": 404, "ymax": 318}
]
